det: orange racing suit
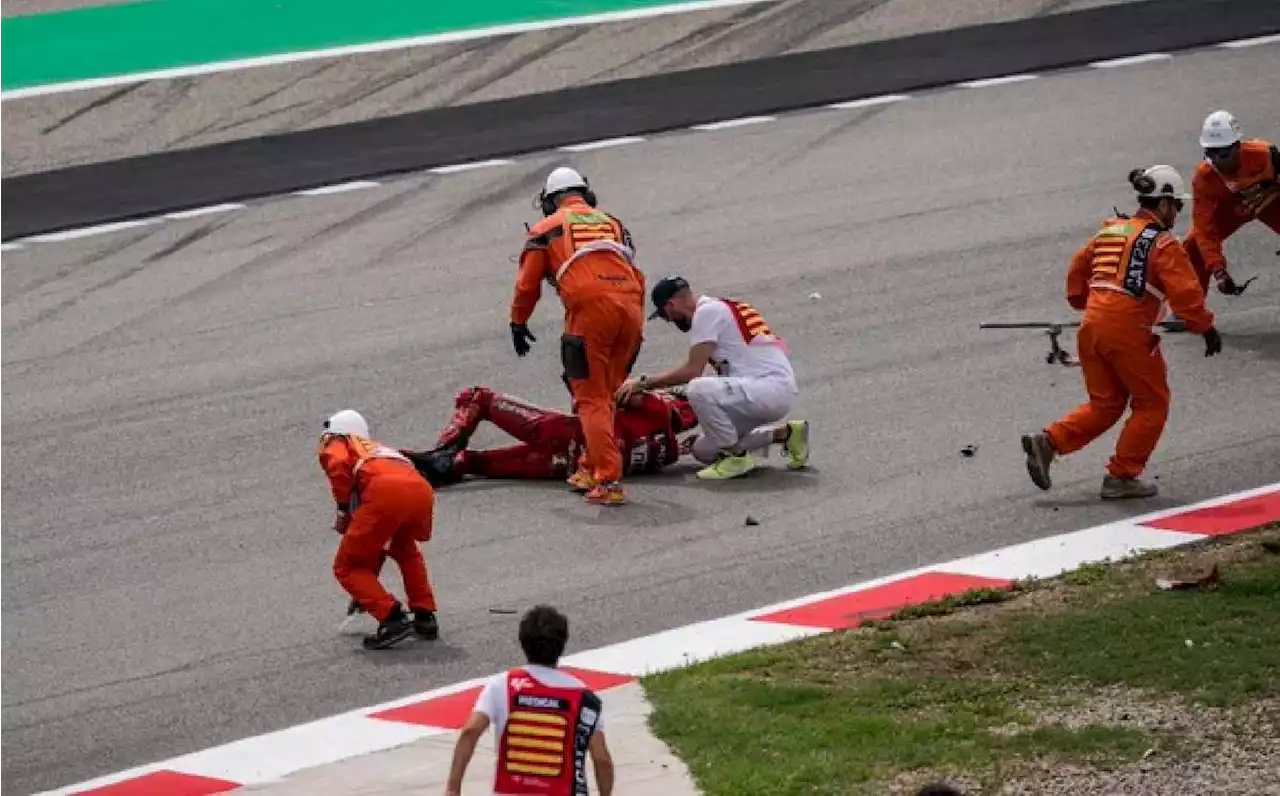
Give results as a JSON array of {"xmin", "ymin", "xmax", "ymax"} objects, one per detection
[
  {"xmin": 511, "ymin": 196, "xmax": 646, "ymax": 485},
  {"xmin": 1044, "ymin": 209, "xmax": 1215, "ymax": 479},
  {"xmin": 1183, "ymin": 138, "xmax": 1280, "ymax": 292},
  {"xmin": 318, "ymin": 434, "xmax": 438, "ymax": 622}
]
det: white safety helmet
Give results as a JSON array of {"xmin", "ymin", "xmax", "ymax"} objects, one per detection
[
  {"xmin": 543, "ymin": 166, "xmax": 589, "ymax": 196},
  {"xmin": 537, "ymin": 166, "xmax": 595, "ymax": 215},
  {"xmin": 1132, "ymin": 164, "xmax": 1191, "ymax": 201},
  {"xmin": 324, "ymin": 409, "xmax": 369, "ymax": 439},
  {"xmin": 1199, "ymin": 110, "xmax": 1243, "ymax": 149}
]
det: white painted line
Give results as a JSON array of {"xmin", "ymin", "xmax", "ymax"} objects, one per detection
[
  {"xmin": 1, "ymin": 242, "xmax": 24, "ymax": 252},
  {"xmin": 293, "ymin": 180, "xmax": 382, "ymax": 197},
  {"xmin": 691, "ymin": 115, "xmax": 777, "ymax": 131},
  {"xmin": 957, "ymin": 73, "xmax": 1039, "ymax": 88},
  {"xmin": 564, "ymin": 616, "xmax": 824, "ymax": 677},
  {"xmin": 0, "ymin": 0, "xmax": 777, "ymax": 101},
  {"xmin": 558, "ymin": 136, "xmax": 646, "ymax": 152},
  {"xmin": 1218, "ymin": 33, "xmax": 1280, "ymax": 49},
  {"xmin": 164, "ymin": 715, "xmax": 445, "ymax": 785},
  {"xmin": 429, "ymin": 158, "xmax": 515, "ymax": 175},
  {"xmin": 22, "ymin": 218, "xmax": 162, "ymax": 243},
  {"xmin": 163, "ymin": 203, "xmax": 246, "ymax": 220},
  {"xmin": 941, "ymin": 522, "xmax": 1206, "ymax": 582},
  {"xmin": 827, "ymin": 93, "xmax": 911, "ymax": 110},
  {"xmin": 1088, "ymin": 52, "xmax": 1173, "ymax": 68}
]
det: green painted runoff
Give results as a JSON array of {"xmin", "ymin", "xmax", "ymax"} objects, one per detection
[{"xmin": 2, "ymin": 0, "xmax": 719, "ymax": 90}]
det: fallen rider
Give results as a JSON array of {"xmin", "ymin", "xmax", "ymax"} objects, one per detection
[{"xmin": 402, "ymin": 385, "xmax": 699, "ymax": 487}]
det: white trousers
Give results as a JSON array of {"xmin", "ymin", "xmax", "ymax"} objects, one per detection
[{"xmin": 686, "ymin": 375, "xmax": 796, "ymax": 464}]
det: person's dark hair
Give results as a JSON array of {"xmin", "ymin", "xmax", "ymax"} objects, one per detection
[
  {"xmin": 915, "ymin": 784, "xmax": 964, "ymax": 796},
  {"xmin": 519, "ymin": 605, "xmax": 569, "ymax": 666}
]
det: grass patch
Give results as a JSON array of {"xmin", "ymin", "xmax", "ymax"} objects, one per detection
[
  {"xmin": 644, "ymin": 524, "xmax": 1280, "ymax": 795},
  {"xmin": 1001, "ymin": 562, "xmax": 1280, "ymax": 707}
]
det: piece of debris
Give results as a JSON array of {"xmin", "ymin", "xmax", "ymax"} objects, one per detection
[
  {"xmin": 745, "ymin": 515, "xmax": 760, "ymax": 526},
  {"xmin": 889, "ymin": 641, "xmax": 905, "ymax": 651},
  {"xmin": 960, "ymin": 444, "xmax": 978, "ymax": 457},
  {"xmin": 1185, "ymin": 639, "xmax": 1195, "ymax": 648},
  {"xmin": 807, "ymin": 292, "xmax": 822, "ymax": 301},
  {"xmin": 1155, "ymin": 563, "xmax": 1221, "ymax": 591},
  {"xmin": 489, "ymin": 608, "xmax": 518, "ymax": 615}
]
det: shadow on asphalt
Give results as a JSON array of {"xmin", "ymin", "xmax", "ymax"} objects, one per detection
[{"xmin": 1224, "ymin": 331, "xmax": 1280, "ymax": 363}]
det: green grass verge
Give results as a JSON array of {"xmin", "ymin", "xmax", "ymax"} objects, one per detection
[{"xmin": 643, "ymin": 524, "xmax": 1280, "ymax": 795}]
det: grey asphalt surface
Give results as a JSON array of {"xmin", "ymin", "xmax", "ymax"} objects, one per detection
[
  {"xmin": 1, "ymin": 0, "xmax": 1137, "ymax": 176},
  {"xmin": 1, "ymin": 0, "xmax": 115, "ymax": 14},
  {"xmin": 3, "ymin": 44, "xmax": 1280, "ymax": 795}
]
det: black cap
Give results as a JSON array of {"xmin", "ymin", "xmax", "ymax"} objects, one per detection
[{"xmin": 648, "ymin": 275, "xmax": 690, "ymax": 320}]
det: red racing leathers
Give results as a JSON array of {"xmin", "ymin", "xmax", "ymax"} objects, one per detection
[{"xmin": 428, "ymin": 386, "xmax": 698, "ymax": 480}]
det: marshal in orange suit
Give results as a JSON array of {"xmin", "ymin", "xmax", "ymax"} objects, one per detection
[
  {"xmin": 1022, "ymin": 166, "xmax": 1222, "ymax": 500},
  {"xmin": 508, "ymin": 167, "xmax": 646, "ymax": 507},
  {"xmin": 319, "ymin": 409, "xmax": 439, "ymax": 650},
  {"xmin": 1182, "ymin": 110, "xmax": 1279, "ymax": 297}
]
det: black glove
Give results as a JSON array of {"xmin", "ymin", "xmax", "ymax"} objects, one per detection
[
  {"xmin": 1214, "ymin": 269, "xmax": 1255, "ymax": 296},
  {"xmin": 1202, "ymin": 327, "xmax": 1223, "ymax": 357},
  {"xmin": 510, "ymin": 323, "xmax": 536, "ymax": 357}
]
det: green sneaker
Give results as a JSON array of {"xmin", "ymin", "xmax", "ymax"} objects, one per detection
[
  {"xmin": 783, "ymin": 420, "xmax": 810, "ymax": 469},
  {"xmin": 696, "ymin": 452, "xmax": 757, "ymax": 480}
]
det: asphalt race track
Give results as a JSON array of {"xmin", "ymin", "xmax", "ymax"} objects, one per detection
[
  {"xmin": 2, "ymin": 44, "xmax": 1279, "ymax": 795},
  {"xmin": 3, "ymin": 0, "xmax": 1141, "ymax": 176}
]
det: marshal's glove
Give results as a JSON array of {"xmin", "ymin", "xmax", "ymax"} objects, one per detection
[
  {"xmin": 1202, "ymin": 327, "xmax": 1223, "ymax": 357},
  {"xmin": 1214, "ymin": 269, "xmax": 1255, "ymax": 296},
  {"xmin": 510, "ymin": 323, "xmax": 537, "ymax": 357},
  {"xmin": 334, "ymin": 509, "xmax": 351, "ymax": 535}
]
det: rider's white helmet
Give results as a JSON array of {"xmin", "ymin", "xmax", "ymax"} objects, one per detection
[
  {"xmin": 1199, "ymin": 110, "xmax": 1243, "ymax": 149},
  {"xmin": 324, "ymin": 409, "xmax": 370, "ymax": 439},
  {"xmin": 1133, "ymin": 164, "xmax": 1191, "ymax": 201}
]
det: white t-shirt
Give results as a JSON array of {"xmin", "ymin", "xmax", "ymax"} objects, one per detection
[
  {"xmin": 474, "ymin": 664, "xmax": 604, "ymax": 740},
  {"xmin": 688, "ymin": 295, "xmax": 796, "ymax": 385}
]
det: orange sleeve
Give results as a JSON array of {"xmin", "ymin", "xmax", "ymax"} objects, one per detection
[
  {"xmin": 510, "ymin": 245, "xmax": 549, "ymax": 325},
  {"xmin": 318, "ymin": 439, "xmax": 355, "ymax": 509},
  {"xmin": 1190, "ymin": 166, "xmax": 1229, "ymax": 274},
  {"xmin": 1065, "ymin": 237, "xmax": 1093, "ymax": 311},
  {"xmin": 1153, "ymin": 237, "xmax": 1215, "ymax": 334}
]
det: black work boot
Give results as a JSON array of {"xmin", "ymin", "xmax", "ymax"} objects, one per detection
[
  {"xmin": 1021, "ymin": 433, "xmax": 1056, "ymax": 491},
  {"xmin": 362, "ymin": 603, "xmax": 413, "ymax": 650},
  {"xmin": 403, "ymin": 448, "xmax": 465, "ymax": 487},
  {"xmin": 412, "ymin": 609, "xmax": 440, "ymax": 640},
  {"xmin": 1100, "ymin": 475, "xmax": 1158, "ymax": 500}
]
